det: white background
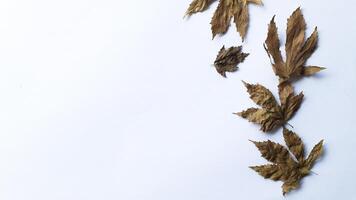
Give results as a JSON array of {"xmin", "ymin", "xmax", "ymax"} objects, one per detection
[{"xmin": 0, "ymin": 0, "xmax": 355, "ymax": 199}]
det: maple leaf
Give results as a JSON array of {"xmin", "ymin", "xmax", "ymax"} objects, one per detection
[
  {"xmin": 185, "ymin": 0, "xmax": 263, "ymax": 40},
  {"xmin": 264, "ymin": 7, "xmax": 325, "ymax": 83},
  {"xmin": 235, "ymin": 81, "xmax": 303, "ymax": 132},
  {"xmin": 250, "ymin": 128, "xmax": 323, "ymax": 195},
  {"xmin": 214, "ymin": 45, "xmax": 249, "ymax": 77}
]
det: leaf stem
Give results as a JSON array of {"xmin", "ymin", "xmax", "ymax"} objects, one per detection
[{"xmin": 286, "ymin": 123, "xmax": 294, "ymax": 128}]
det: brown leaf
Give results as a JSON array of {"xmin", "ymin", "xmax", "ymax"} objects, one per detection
[
  {"xmin": 303, "ymin": 66, "xmax": 326, "ymax": 76},
  {"xmin": 305, "ymin": 140, "xmax": 323, "ymax": 169},
  {"xmin": 283, "ymin": 92, "xmax": 303, "ymax": 121},
  {"xmin": 210, "ymin": 0, "xmax": 260, "ymax": 39},
  {"xmin": 278, "ymin": 82, "xmax": 304, "ymax": 128},
  {"xmin": 236, "ymin": 108, "xmax": 283, "ymax": 132},
  {"xmin": 214, "ymin": 45, "xmax": 249, "ymax": 77},
  {"xmin": 210, "ymin": 0, "xmax": 236, "ymax": 38},
  {"xmin": 236, "ymin": 108, "xmax": 265, "ymax": 124},
  {"xmin": 250, "ymin": 164, "xmax": 287, "ymax": 181},
  {"xmin": 251, "ymin": 140, "xmax": 295, "ymax": 165},
  {"xmin": 278, "ymin": 82, "xmax": 294, "ymax": 108},
  {"xmin": 247, "ymin": 0, "xmax": 263, "ymax": 4},
  {"xmin": 233, "ymin": 1, "xmax": 249, "ymax": 40},
  {"xmin": 202, "ymin": 0, "xmax": 262, "ymax": 39},
  {"xmin": 283, "ymin": 128, "xmax": 304, "ymax": 162},
  {"xmin": 250, "ymin": 129, "xmax": 323, "ymax": 195},
  {"xmin": 185, "ymin": 0, "xmax": 216, "ymax": 16},
  {"xmin": 278, "ymin": 82, "xmax": 304, "ymax": 121},
  {"xmin": 243, "ymin": 81, "xmax": 279, "ymax": 111},
  {"xmin": 264, "ymin": 15, "xmax": 285, "ymax": 78},
  {"xmin": 185, "ymin": 0, "xmax": 262, "ymax": 39},
  {"xmin": 264, "ymin": 8, "xmax": 325, "ymax": 83},
  {"xmin": 282, "ymin": 179, "xmax": 300, "ymax": 195},
  {"xmin": 235, "ymin": 82, "xmax": 303, "ymax": 132}
]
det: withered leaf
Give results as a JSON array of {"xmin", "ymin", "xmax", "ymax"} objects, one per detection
[
  {"xmin": 250, "ymin": 128, "xmax": 323, "ymax": 195},
  {"xmin": 214, "ymin": 45, "xmax": 249, "ymax": 77},
  {"xmin": 235, "ymin": 81, "xmax": 303, "ymax": 132},
  {"xmin": 185, "ymin": 0, "xmax": 263, "ymax": 40},
  {"xmin": 278, "ymin": 82, "xmax": 304, "ymax": 121},
  {"xmin": 264, "ymin": 8, "xmax": 325, "ymax": 83},
  {"xmin": 211, "ymin": 0, "xmax": 262, "ymax": 39},
  {"xmin": 185, "ymin": 0, "xmax": 216, "ymax": 16}
]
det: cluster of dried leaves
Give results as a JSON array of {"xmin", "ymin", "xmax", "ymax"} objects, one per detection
[
  {"xmin": 237, "ymin": 8, "xmax": 324, "ymax": 134},
  {"xmin": 251, "ymin": 128, "xmax": 323, "ymax": 194},
  {"xmin": 185, "ymin": 0, "xmax": 263, "ymax": 39},
  {"xmin": 234, "ymin": 8, "xmax": 325, "ymax": 195},
  {"xmin": 184, "ymin": 2, "xmax": 325, "ymax": 195},
  {"xmin": 214, "ymin": 45, "xmax": 249, "ymax": 77}
]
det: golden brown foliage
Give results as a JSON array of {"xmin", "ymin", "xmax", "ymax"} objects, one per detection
[
  {"xmin": 235, "ymin": 82, "xmax": 303, "ymax": 132},
  {"xmin": 214, "ymin": 45, "xmax": 249, "ymax": 77},
  {"xmin": 250, "ymin": 128, "xmax": 323, "ymax": 195},
  {"xmin": 264, "ymin": 8, "xmax": 325, "ymax": 83},
  {"xmin": 185, "ymin": 0, "xmax": 263, "ymax": 40},
  {"xmin": 185, "ymin": 0, "xmax": 216, "ymax": 16}
]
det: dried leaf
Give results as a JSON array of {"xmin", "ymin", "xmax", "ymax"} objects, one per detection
[
  {"xmin": 278, "ymin": 82, "xmax": 304, "ymax": 121},
  {"xmin": 247, "ymin": 0, "xmax": 263, "ymax": 5},
  {"xmin": 303, "ymin": 66, "xmax": 326, "ymax": 76},
  {"xmin": 211, "ymin": 0, "xmax": 262, "ymax": 39},
  {"xmin": 235, "ymin": 82, "xmax": 303, "ymax": 132},
  {"xmin": 237, "ymin": 107, "xmax": 283, "ymax": 132},
  {"xmin": 305, "ymin": 140, "xmax": 323, "ymax": 168},
  {"xmin": 250, "ymin": 140, "xmax": 295, "ymax": 165},
  {"xmin": 250, "ymin": 129, "xmax": 323, "ymax": 195},
  {"xmin": 185, "ymin": 0, "xmax": 216, "ymax": 16},
  {"xmin": 185, "ymin": 0, "xmax": 262, "ymax": 39},
  {"xmin": 233, "ymin": 1, "xmax": 248, "ymax": 40},
  {"xmin": 245, "ymin": 82, "xmax": 281, "ymax": 112},
  {"xmin": 250, "ymin": 164, "xmax": 287, "ymax": 181},
  {"xmin": 210, "ymin": 0, "xmax": 236, "ymax": 38},
  {"xmin": 264, "ymin": 8, "xmax": 325, "ymax": 83},
  {"xmin": 214, "ymin": 45, "xmax": 249, "ymax": 77},
  {"xmin": 283, "ymin": 128, "xmax": 304, "ymax": 162}
]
